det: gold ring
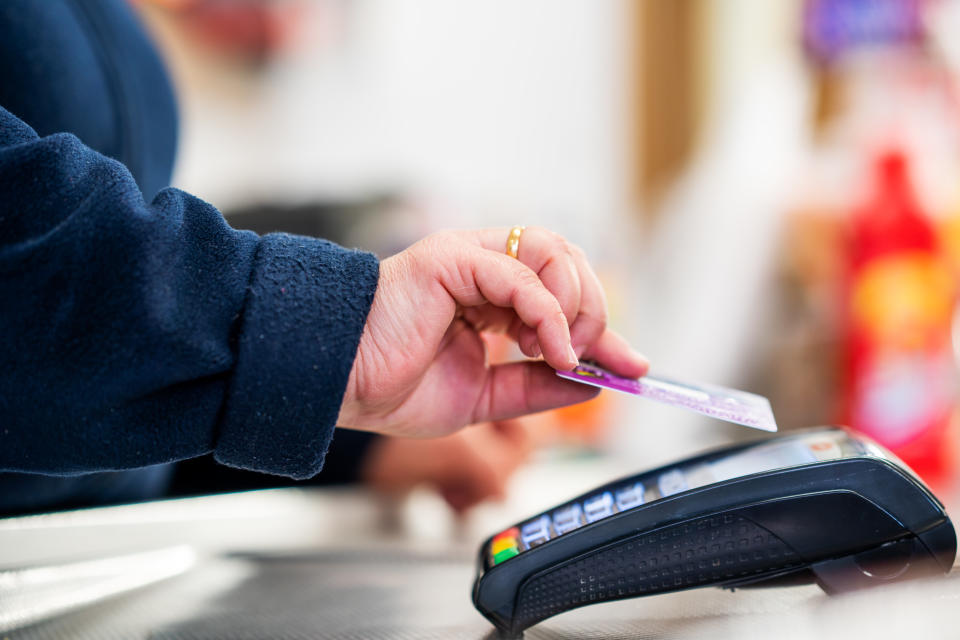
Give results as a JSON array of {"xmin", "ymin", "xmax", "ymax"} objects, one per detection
[{"xmin": 506, "ymin": 226, "xmax": 526, "ymax": 259}]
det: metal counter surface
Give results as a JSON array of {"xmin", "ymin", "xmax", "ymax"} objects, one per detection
[{"xmin": 1, "ymin": 482, "xmax": 959, "ymax": 639}]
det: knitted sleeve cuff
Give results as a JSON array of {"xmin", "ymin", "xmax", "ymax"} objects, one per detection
[{"xmin": 214, "ymin": 233, "xmax": 379, "ymax": 479}]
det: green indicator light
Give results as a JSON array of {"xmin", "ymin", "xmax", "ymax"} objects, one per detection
[{"xmin": 493, "ymin": 547, "xmax": 519, "ymax": 564}]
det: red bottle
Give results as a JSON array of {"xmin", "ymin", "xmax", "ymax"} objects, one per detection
[{"xmin": 843, "ymin": 150, "xmax": 957, "ymax": 482}]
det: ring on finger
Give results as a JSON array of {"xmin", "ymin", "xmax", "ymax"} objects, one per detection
[{"xmin": 505, "ymin": 226, "xmax": 526, "ymax": 259}]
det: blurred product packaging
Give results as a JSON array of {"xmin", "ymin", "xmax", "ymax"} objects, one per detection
[
  {"xmin": 843, "ymin": 150, "xmax": 957, "ymax": 482},
  {"xmin": 776, "ymin": 0, "xmax": 960, "ymax": 486}
]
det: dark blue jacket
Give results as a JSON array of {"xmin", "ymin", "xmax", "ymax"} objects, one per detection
[{"xmin": 0, "ymin": 0, "xmax": 380, "ymax": 511}]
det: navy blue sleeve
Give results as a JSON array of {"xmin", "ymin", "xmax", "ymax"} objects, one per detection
[
  {"xmin": 166, "ymin": 429, "xmax": 380, "ymax": 497},
  {"xmin": 0, "ymin": 107, "xmax": 379, "ymax": 480}
]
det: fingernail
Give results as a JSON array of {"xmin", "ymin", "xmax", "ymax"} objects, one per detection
[
  {"xmin": 531, "ymin": 343, "xmax": 542, "ymax": 358},
  {"xmin": 632, "ymin": 348, "xmax": 650, "ymax": 369},
  {"xmin": 566, "ymin": 344, "xmax": 579, "ymax": 369}
]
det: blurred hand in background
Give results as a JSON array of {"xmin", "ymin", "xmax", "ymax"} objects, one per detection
[{"xmin": 361, "ymin": 419, "xmax": 535, "ymax": 514}]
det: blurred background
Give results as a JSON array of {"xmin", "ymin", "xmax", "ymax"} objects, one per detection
[{"xmin": 131, "ymin": 0, "xmax": 960, "ymax": 521}]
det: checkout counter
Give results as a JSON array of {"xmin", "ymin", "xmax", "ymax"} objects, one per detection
[{"xmin": 2, "ymin": 435, "xmax": 959, "ymax": 640}]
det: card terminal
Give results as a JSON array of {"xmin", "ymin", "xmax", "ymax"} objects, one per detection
[{"xmin": 472, "ymin": 427, "xmax": 956, "ymax": 637}]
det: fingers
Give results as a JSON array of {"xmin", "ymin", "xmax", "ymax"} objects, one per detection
[
  {"xmin": 459, "ymin": 227, "xmax": 609, "ymax": 359},
  {"xmin": 434, "ymin": 243, "xmax": 577, "ymax": 370},
  {"xmin": 438, "ymin": 421, "xmax": 533, "ymax": 512},
  {"xmin": 463, "ymin": 422, "xmax": 529, "ymax": 491},
  {"xmin": 471, "ymin": 360, "xmax": 600, "ymax": 424},
  {"xmin": 424, "ymin": 228, "xmax": 648, "ymax": 377},
  {"xmin": 490, "ymin": 418, "xmax": 535, "ymax": 460},
  {"xmin": 466, "ymin": 227, "xmax": 583, "ymax": 322},
  {"xmin": 579, "ymin": 329, "xmax": 649, "ymax": 379},
  {"xmin": 514, "ymin": 230, "xmax": 582, "ymax": 324},
  {"xmin": 460, "ymin": 304, "xmax": 518, "ymax": 336},
  {"xmin": 567, "ymin": 245, "xmax": 608, "ymax": 357}
]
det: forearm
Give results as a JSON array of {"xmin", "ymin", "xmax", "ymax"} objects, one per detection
[{"xmin": 0, "ymin": 107, "xmax": 378, "ymax": 478}]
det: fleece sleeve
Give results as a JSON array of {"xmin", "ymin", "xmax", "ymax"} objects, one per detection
[{"xmin": 0, "ymin": 107, "xmax": 379, "ymax": 480}]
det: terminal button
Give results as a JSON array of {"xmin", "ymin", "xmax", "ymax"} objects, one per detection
[
  {"xmin": 615, "ymin": 482, "xmax": 645, "ymax": 511},
  {"xmin": 493, "ymin": 547, "xmax": 520, "ymax": 564},
  {"xmin": 583, "ymin": 492, "xmax": 615, "ymax": 522},
  {"xmin": 490, "ymin": 527, "xmax": 520, "ymax": 565},
  {"xmin": 552, "ymin": 504, "xmax": 584, "ymax": 535},
  {"xmin": 658, "ymin": 469, "xmax": 688, "ymax": 497},
  {"xmin": 521, "ymin": 516, "xmax": 553, "ymax": 549}
]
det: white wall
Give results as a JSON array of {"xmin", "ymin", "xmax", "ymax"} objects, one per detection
[
  {"xmin": 165, "ymin": 0, "xmax": 633, "ymax": 256},
  {"xmin": 609, "ymin": 0, "xmax": 811, "ymax": 465}
]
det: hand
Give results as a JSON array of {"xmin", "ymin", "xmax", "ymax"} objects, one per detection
[
  {"xmin": 336, "ymin": 227, "xmax": 648, "ymax": 438},
  {"xmin": 361, "ymin": 420, "xmax": 534, "ymax": 513}
]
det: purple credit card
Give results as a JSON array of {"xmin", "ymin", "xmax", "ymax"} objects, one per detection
[{"xmin": 557, "ymin": 363, "xmax": 777, "ymax": 432}]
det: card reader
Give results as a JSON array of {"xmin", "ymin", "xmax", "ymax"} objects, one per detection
[{"xmin": 472, "ymin": 427, "xmax": 956, "ymax": 636}]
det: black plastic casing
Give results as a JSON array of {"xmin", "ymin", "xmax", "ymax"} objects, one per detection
[{"xmin": 472, "ymin": 427, "xmax": 956, "ymax": 637}]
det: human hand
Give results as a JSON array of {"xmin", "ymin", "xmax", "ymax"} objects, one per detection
[
  {"xmin": 361, "ymin": 420, "xmax": 534, "ymax": 513},
  {"xmin": 336, "ymin": 227, "xmax": 648, "ymax": 438}
]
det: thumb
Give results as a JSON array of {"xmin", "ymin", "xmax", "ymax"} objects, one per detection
[{"xmin": 471, "ymin": 361, "xmax": 600, "ymax": 424}]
